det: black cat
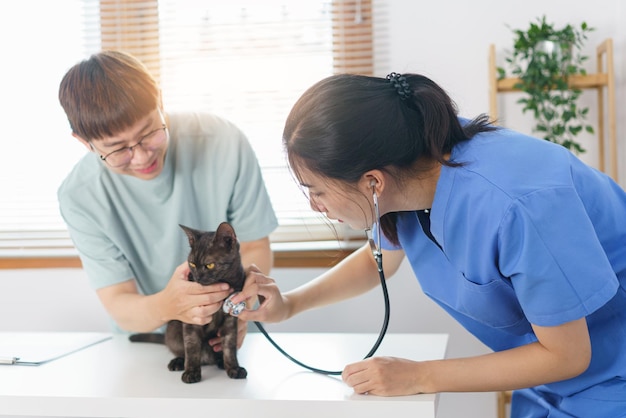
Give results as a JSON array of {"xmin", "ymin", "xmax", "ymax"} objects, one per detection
[{"xmin": 130, "ymin": 222, "xmax": 247, "ymax": 383}]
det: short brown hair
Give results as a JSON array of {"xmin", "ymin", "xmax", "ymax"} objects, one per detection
[{"xmin": 58, "ymin": 50, "xmax": 160, "ymax": 141}]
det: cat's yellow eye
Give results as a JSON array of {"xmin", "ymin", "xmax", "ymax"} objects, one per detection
[
  {"xmin": 189, "ymin": 262, "xmax": 196, "ymax": 268},
  {"xmin": 206, "ymin": 262, "xmax": 215, "ymax": 270}
]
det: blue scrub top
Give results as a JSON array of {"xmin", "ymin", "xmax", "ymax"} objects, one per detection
[{"xmin": 381, "ymin": 125, "xmax": 626, "ymax": 416}]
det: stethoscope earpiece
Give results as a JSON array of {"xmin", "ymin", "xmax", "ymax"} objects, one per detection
[{"xmin": 371, "ymin": 182, "xmax": 382, "ymax": 261}]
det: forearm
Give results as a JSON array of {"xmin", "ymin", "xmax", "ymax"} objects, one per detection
[
  {"xmin": 103, "ymin": 292, "xmax": 169, "ymax": 332},
  {"xmin": 415, "ymin": 318, "xmax": 591, "ymax": 394},
  {"xmin": 421, "ymin": 340, "xmax": 589, "ymax": 394},
  {"xmin": 284, "ymin": 243, "xmax": 382, "ymax": 318},
  {"xmin": 97, "ymin": 282, "xmax": 168, "ymax": 332}
]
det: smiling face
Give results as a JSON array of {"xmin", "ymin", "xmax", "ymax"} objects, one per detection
[{"xmin": 76, "ymin": 109, "xmax": 169, "ymax": 180}]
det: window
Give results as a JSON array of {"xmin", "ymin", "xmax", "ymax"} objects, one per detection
[{"xmin": 0, "ymin": 0, "xmax": 378, "ymax": 266}]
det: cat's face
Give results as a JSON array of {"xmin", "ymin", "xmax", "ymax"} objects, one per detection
[{"xmin": 180, "ymin": 223, "xmax": 243, "ymax": 287}]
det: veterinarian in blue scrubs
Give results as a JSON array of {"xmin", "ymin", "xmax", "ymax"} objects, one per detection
[
  {"xmin": 57, "ymin": 51, "xmax": 277, "ymax": 346},
  {"xmin": 235, "ymin": 73, "xmax": 626, "ymax": 417}
]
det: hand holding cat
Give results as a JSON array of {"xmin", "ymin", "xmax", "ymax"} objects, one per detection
[{"xmin": 162, "ymin": 262, "xmax": 233, "ymax": 326}]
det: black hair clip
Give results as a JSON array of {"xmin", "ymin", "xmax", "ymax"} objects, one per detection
[{"xmin": 386, "ymin": 72, "xmax": 411, "ymax": 100}]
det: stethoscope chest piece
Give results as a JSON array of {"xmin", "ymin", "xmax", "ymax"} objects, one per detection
[{"xmin": 223, "ymin": 292, "xmax": 246, "ymax": 316}]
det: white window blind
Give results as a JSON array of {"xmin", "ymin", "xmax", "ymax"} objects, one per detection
[{"xmin": 0, "ymin": 0, "xmax": 376, "ymax": 261}]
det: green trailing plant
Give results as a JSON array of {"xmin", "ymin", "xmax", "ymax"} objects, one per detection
[{"xmin": 498, "ymin": 16, "xmax": 594, "ymax": 154}]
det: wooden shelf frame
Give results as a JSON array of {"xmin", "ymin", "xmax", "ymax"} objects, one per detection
[{"xmin": 488, "ymin": 39, "xmax": 617, "ymax": 181}]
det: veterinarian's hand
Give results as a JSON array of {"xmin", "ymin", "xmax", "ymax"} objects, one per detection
[
  {"xmin": 342, "ymin": 356, "xmax": 423, "ymax": 397},
  {"xmin": 161, "ymin": 262, "xmax": 233, "ymax": 325},
  {"xmin": 230, "ymin": 267, "xmax": 289, "ymax": 323},
  {"xmin": 208, "ymin": 318, "xmax": 247, "ymax": 352}
]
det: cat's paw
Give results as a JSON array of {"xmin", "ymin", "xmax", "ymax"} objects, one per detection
[
  {"xmin": 167, "ymin": 357, "xmax": 185, "ymax": 371},
  {"xmin": 227, "ymin": 366, "xmax": 247, "ymax": 379},
  {"xmin": 182, "ymin": 368, "xmax": 202, "ymax": 384}
]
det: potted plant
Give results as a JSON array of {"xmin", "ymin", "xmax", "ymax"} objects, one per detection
[{"xmin": 498, "ymin": 16, "xmax": 594, "ymax": 153}]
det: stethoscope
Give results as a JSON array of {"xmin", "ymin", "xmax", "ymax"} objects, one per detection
[{"xmin": 225, "ymin": 183, "xmax": 390, "ymax": 375}]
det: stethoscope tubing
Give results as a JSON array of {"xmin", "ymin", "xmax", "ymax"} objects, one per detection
[
  {"xmin": 255, "ymin": 190, "xmax": 389, "ymax": 375},
  {"xmin": 253, "ymin": 249, "xmax": 389, "ymax": 375}
]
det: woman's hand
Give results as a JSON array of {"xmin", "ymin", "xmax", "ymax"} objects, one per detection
[
  {"xmin": 342, "ymin": 356, "xmax": 424, "ymax": 396},
  {"xmin": 229, "ymin": 266, "xmax": 290, "ymax": 323}
]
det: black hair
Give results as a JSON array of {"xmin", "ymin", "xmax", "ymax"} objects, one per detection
[{"xmin": 283, "ymin": 73, "xmax": 497, "ymax": 245}]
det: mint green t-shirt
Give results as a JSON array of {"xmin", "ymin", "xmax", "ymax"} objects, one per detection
[{"xmin": 58, "ymin": 112, "xmax": 278, "ymax": 295}]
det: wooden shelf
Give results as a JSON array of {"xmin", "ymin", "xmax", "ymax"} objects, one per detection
[
  {"xmin": 495, "ymin": 73, "xmax": 609, "ymax": 92},
  {"xmin": 488, "ymin": 39, "xmax": 617, "ymax": 181}
]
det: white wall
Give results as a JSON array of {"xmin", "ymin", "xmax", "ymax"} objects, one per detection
[{"xmin": 374, "ymin": 0, "xmax": 626, "ymax": 185}]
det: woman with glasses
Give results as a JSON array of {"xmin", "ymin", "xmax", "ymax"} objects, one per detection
[
  {"xmin": 233, "ymin": 73, "xmax": 626, "ymax": 417},
  {"xmin": 57, "ymin": 50, "xmax": 277, "ymax": 351}
]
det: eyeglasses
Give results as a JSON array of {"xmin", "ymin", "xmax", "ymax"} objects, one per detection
[{"xmin": 96, "ymin": 124, "xmax": 168, "ymax": 168}]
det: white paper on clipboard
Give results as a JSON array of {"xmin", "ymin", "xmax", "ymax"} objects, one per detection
[{"xmin": 0, "ymin": 332, "xmax": 112, "ymax": 366}]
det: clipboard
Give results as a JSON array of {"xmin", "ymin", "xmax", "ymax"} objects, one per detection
[{"xmin": 0, "ymin": 332, "xmax": 112, "ymax": 366}]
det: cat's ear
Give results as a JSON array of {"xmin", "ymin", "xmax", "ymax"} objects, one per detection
[
  {"xmin": 179, "ymin": 224, "xmax": 198, "ymax": 246},
  {"xmin": 215, "ymin": 222, "xmax": 237, "ymax": 250}
]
